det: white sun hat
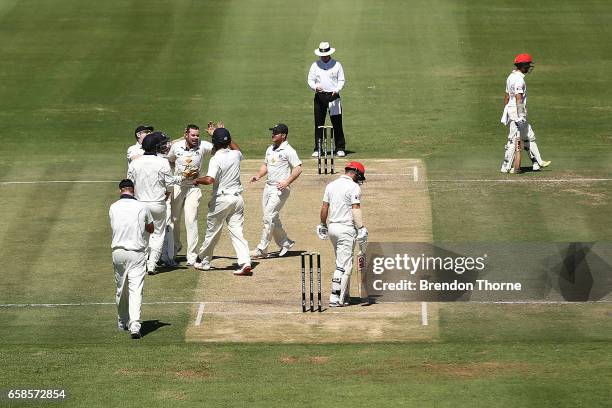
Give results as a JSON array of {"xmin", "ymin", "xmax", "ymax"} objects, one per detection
[{"xmin": 314, "ymin": 41, "xmax": 335, "ymax": 56}]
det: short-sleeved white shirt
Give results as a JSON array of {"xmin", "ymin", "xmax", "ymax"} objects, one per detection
[
  {"xmin": 167, "ymin": 139, "xmax": 214, "ymax": 186},
  {"xmin": 323, "ymin": 175, "xmax": 361, "ymax": 226},
  {"xmin": 127, "ymin": 143, "xmax": 144, "ymax": 163},
  {"xmin": 127, "ymin": 154, "xmax": 181, "ymax": 202},
  {"xmin": 207, "ymin": 148, "xmax": 243, "ymax": 196},
  {"xmin": 264, "ymin": 141, "xmax": 302, "ymax": 186},
  {"xmin": 506, "ymin": 70, "xmax": 528, "ymax": 110},
  {"xmin": 307, "ymin": 59, "xmax": 346, "ymax": 93},
  {"xmin": 109, "ymin": 196, "xmax": 153, "ymax": 251}
]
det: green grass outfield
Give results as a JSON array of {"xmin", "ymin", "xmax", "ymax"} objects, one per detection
[{"xmin": 1, "ymin": 0, "xmax": 611, "ymax": 406}]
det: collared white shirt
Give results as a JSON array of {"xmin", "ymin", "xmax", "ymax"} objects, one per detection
[
  {"xmin": 307, "ymin": 58, "xmax": 346, "ymax": 93},
  {"xmin": 127, "ymin": 143, "xmax": 144, "ymax": 163},
  {"xmin": 323, "ymin": 175, "xmax": 361, "ymax": 226},
  {"xmin": 109, "ymin": 196, "xmax": 153, "ymax": 251},
  {"xmin": 207, "ymin": 148, "xmax": 243, "ymax": 196},
  {"xmin": 127, "ymin": 154, "xmax": 181, "ymax": 202},
  {"xmin": 264, "ymin": 141, "xmax": 302, "ymax": 186},
  {"xmin": 167, "ymin": 139, "xmax": 214, "ymax": 186},
  {"xmin": 505, "ymin": 70, "xmax": 528, "ymax": 110}
]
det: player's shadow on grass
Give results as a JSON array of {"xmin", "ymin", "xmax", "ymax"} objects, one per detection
[
  {"xmin": 140, "ymin": 320, "xmax": 171, "ymax": 337},
  {"xmin": 201, "ymin": 261, "xmax": 261, "ymax": 272}
]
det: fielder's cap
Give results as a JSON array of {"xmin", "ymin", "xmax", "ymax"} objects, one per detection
[
  {"xmin": 212, "ymin": 127, "xmax": 231, "ymax": 145},
  {"xmin": 134, "ymin": 124, "xmax": 154, "ymax": 137},
  {"xmin": 269, "ymin": 123, "xmax": 288, "ymax": 135},
  {"xmin": 314, "ymin": 41, "xmax": 335, "ymax": 57},
  {"xmin": 119, "ymin": 179, "xmax": 134, "ymax": 189},
  {"xmin": 514, "ymin": 53, "xmax": 533, "ymax": 64}
]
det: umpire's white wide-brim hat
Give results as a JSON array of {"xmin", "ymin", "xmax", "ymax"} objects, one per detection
[{"xmin": 314, "ymin": 41, "xmax": 335, "ymax": 56}]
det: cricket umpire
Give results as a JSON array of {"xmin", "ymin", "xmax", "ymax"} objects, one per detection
[
  {"xmin": 317, "ymin": 162, "xmax": 368, "ymax": 307},
  {"xmin": 307, "ymin": 41, "xmax": 347, "ymax": 157},
  {"xmin": 109, "ymin": 179, "xmax": 154, "ymax": 339}
]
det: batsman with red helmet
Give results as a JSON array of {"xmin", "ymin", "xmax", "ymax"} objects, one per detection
[
  {"xmin": 500, "ymin": 53, "xmax": 551, "ymax": 173},
  {"xmin": 317, "ymin": 161, "xmax": 368, "ymax": 307}
]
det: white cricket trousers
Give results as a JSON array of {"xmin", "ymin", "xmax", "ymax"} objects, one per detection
[
  {"xmin": 142, "ymin": 200, "xmax": 166, "ymax": 271},
  {"xmin": 328, "ymin": 223, "xmax": 356, "ymax": 303},
  {"xmin": 171, "ymin": 185, "xmax": 202, "ymax": 263},
  {"xmin": 112, "ymin": 249, "xmax": 146, "ymax": 333},
  {"xmin": 197, "ymin": 194, "xmax": 251, "ymax": 266},
  {"xmin": 502, "ymin": 120, "xmax": 544, "ymax": 171},
  {"xmin": 256, "ymin": 184, "xmax": 290, "ymax": 252}
]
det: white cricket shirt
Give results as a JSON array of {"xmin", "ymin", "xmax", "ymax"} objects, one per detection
[
  {"xmin": 264, "ymin": 141, "xmax": 302, "ymax": 186},
  {"xmin": 505, "ymin": 70, "xmax": 528, "ymax": 110},
  {"xmin": 127, "ymin": 154, "xmax": 181, "ymax": 202},
  {"xmin": 323, "ymin": 175, "xmax": 361, "ymax": 226},
  {"xmin": 127, "ymin": 143, "xmax": 144, "ymax": 163},
  {"xmin": 307, "ymin": 59, "xmax": 346, "ymax": 93},
  {"xmin": 167, "ymin": 139, "xmax": 214, "ymax": 186},
  {"xmin": 109, "ymin": 196, "xmax": 153, "ymax": 251},
  {"xmin": 207, "ymin": 148, "xmax": 243, "ymax": 195}
]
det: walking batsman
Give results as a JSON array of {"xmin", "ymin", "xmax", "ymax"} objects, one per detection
[
  {"xmin": 500, "ymin": 53, "xmax": 551, "ymax": 173},
  {"xmin": 192, "ymin": 128, "xmax": 252, "ymax": 276},
  {"xmin": 308, "ymin": 41, "xmax": 347, "ymax": 157},
  {"xmin": 317, "ymin": 162, "xmax": 368, "ymax": 307},
  {"xmin": 127, "ymin": 132, "xmax": 184, "ymax": 275},
  {"xmin": 166, "ymin": 124, "xmax": 214, "ymax": 265},
  {"xmin": 109, "ymin": 179, "xmax": 154, "ymax": 339},
  {"xmin": 249, "ymin": 123, "xmax": 302, "ymax": 259}
]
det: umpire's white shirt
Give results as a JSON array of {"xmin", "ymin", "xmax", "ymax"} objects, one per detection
[
  {"xmin": 207, "ymin": 148, "xmax": 243, "ymax": 195},
  {"xmin": 264, "ymin": 141, "xmax": 302, "ymax": 186},
  {"xmin": 323, "ymin": 175, "xmax": 361, "ymax": 227},
  {"xmin": 109, "ymin": 196, "xmax": 153, "ymax": 251},
  {"xmin": 308, "ymin": 58, "xmax": 346, "ymax": 93},
  {"xmin": 127, "ymin": 154, "xmax": 180, "ymax": 202},
  {"xmin": 167, "ymin": 140, "xmax": 214, "ymax": 186}
]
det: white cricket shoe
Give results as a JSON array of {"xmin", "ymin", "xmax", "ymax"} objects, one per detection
[
  {"xmin": 278, "ymin": 240, "xmax": 295, "ymax": 257},
  {"xmin": 250, "ymin": 248, "xmax": 268, "ymax": 259},
  {"xmin": 311, "ymin": 151, "xmax": 319, "ymax": 157},
  {"xmin": 193, "ymin": 260, "xmax": 211, "ymax": 271},
  {"xmin": 336, "ymin": 150, "xmax": 346, "ymax": 157},
  {"xmin": 117, "ymin": 321, "xmax": 128, "ymax": 331},
  {"xmin": 541, "ymin": 160, "xmax": 551, "ymax": 167},
  {"xmin": 329, "ymin": 301, "xmax": 344, "ymax": 308},
  {"xmin": 234, "ymin": 263, "xmax": 253, "ymax": 276},
  {"xmin": 532, "ymin": 163, "xmax": 541, "ymax": 171}
]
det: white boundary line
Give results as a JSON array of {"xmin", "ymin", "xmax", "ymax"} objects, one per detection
[
  {"xmin": 194, "ymin": 302, "xmax": 205, "ymax": 326},
  {"xmin": 421, "ymin": 302, "xmax": 428, "ymax": 326}
]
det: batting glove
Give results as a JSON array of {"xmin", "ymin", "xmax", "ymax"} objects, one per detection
[
  {"xmin": 356, "ymin": 226, "xmax": 368, "ymax": 245},
  {"xmin": 316, "ymin": 224, "xmax": 328, "ymax": 240}
]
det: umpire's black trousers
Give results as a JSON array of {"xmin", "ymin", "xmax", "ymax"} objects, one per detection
[{"xmin": 313, "ymin": 92, "xmax": 346, "ymax": 152}]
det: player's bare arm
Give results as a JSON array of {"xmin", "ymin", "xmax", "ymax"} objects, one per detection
[
  {"xmin": 145, "ymin": 222, "xmax": 154, "ymax": 234},
  {"xmin": 192, "ymin": 176, "xmax": 215, "ymax": 186},
  {"xmin": 515, "ymin": 93, "xmax": 525, "ymax": 118},
  {"xmin": 277, "ymin": 165, "xmax": 303, "ymax": 191},
  {"xmin": 320, "ymin": 201, "xmax": 329, "ymax": 225},
  {"xmin": 250, "ymin": 164, "xmax": 268, "ymax": 182}
]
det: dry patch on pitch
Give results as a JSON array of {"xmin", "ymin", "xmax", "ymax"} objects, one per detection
[{"xmin": 185, "ymin": 159, "xmax": 435, "ymax": 343}]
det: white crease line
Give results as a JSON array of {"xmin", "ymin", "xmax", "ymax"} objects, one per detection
[
  {"xmin": 195, "ymin": 302, "xmax": 205, "ymax": 326},
  {"xmin": 0, "ymin": 180, "xmax": 117, "ymax": 185},
  {"xmin": 428, "ymin": 178, "xmax": 612, "ymax": 183},
  {"xmin": 413, "ymin": 166, "xmax": 419, "ymax": 182},
  {"xmin": 421, "ymin": 302, "xmax": 428, "ymax": 326}
]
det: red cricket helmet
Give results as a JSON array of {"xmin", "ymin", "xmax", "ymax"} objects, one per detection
[
  {"xmin": 345, "ymin": 161, "xmax": 366, "ymax": 182},
  {"xmin": 514, "ymin": 53, "xmax": 533, "ymax": 64}
]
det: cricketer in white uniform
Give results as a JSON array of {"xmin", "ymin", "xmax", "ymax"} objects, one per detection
[
  {"xmin": 109, "ymin": 179, "xmax": 154, "ymax": 339},
  {"xmin": 127, "ymin": 132, "xmax": 183, "ymax": 274},
  {"xmin": 167, "ymin": 124, "xmax": 213, "ymax": 265},
  {"xmin": 193, "ymin": 128, "xmax": 252, "ymax": 276},
  {"xmin": 249, "ymin": 123, "xmax": 302, "ymax": 258},
  {"xmin": 318, "ymin": 161, "xmax": 368, "ymax": 307},
  {"xmin": 500, "ymin": 53, "xmax": 551, "ymax": 173},
  {"xmin": 127, "ymin": 124, "xmax": 153, "ymax": 163}
]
